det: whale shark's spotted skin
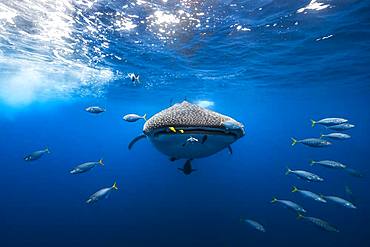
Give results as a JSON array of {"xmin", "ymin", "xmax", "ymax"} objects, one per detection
[{"xmin": 143, "ymin": 101, "xmax": 244, "ymax": 135}]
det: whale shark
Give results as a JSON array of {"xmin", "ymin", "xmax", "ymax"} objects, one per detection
[{"xmin": 128, "ymin": 101, "xmax": 245, "ymax": 168}]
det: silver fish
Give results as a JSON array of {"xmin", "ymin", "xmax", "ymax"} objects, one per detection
[
  {"xmin": 291, "ymin": 186, "xmax": 326, "ymax": 203},
  {"xmin": 286, "ymin": 168, "xmax": 324, "ymax": 182},
  {"xmin": 70, "ymin": 159, "xmax": 104, "ymax": 174},
  {"xmin": 311, "ymin": 118, "xmax": 348, "ymax": 127},
  {"xmin": 24, "ymin": 147, "xmax": 50, "ymax": 161},
  {"xmin": 291, "ymin": 138, "xmax": 331, "ymax": 147},
  {"xmin": 240, "ymin": 218, "xmax": 266, "ymax": 232},
  {"xmin": 326, "ymin": 123, "xmax": 355, "ymax": 131},
  {"xmin": 320, "ymin": 133, "xmax": 351, "ymax": 140},
  {"xmin": 297, "ymin": 214, "xmax": 339, "ymax": 232},
  {"xmin": 323, "ymin": 195, "xmax": 356, "ymax": 209},
  {"xmin": 310, "ymin": 160, "xmax": 346, "ymax": 169},
  {"xmin": 85, "ymin": 106, "xmax": 105, "ymax": 114},
  {"xmin": 271, "ymin": 198, "xmax": 306, "ymax": 213},
  {"xmin": 86, "ymin": 182, "xmax": 118, "ymax": 204},
  {"xmin": 123, "ymin": 114, "xmax": 147, "ymax": 122}
]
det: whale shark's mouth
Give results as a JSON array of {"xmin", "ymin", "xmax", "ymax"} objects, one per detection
[{"xmin": 150, "ymin": 127, "xmax": 243, "ymax": 139}]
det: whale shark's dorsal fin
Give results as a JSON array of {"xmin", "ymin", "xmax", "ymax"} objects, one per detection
[{"xmin": 128, "ymin": 134, "xmax": 146, "ymax": 150}]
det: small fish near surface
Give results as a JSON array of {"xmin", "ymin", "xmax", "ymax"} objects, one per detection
[
  {"xmin": 240, "ymin": 218, "xmax": 266, "ymax": 232},
  {"xmin": 320, "ymin": 133, "xmax": 351, "ymax": 140},
  {"xmin": 123, "ymin": 113, "xmax": 147, "ymax": 122},
  {"xmin": 291, "ymin": 137, "xmax": 331, "ymax": 148},
  {"xmin": 310, "ymin": 160, "xmax": 346, "ymax": 169},
  {"xmin": 286, "ymin": 168, "xmax": 324, "ymax": 182},
  {"xmin": 24, "ymin": 147, "xmax": 50, "ymax": 161},
  {"xmin": 85, "ymin": 106, "xmax": 105, "ymax": 114},
  {"xmin": 291, "ymin": 186, "xmax": 326, "ymax": 203},
  {"xmin": 326, "ymin": 123, "xmax": 355, "ymax": 131},
  {"xmin": 311, "ymin": 118, "xmax": 348, "ymax": 127},
  {"xmin": 86, "ymin": 182, "xmax": 118, "ymax": 204},
  {"xmin": 297, "ymin": 214, "xmax": 339, "ymax": 232},
  {"xmin": 128, "ymin": 73, "xmax": 140, "ymax": 83},
  {"xmin": 322, "ymin": 195, "xmax": 356, "ymax": 209},
  {"xmin": 271, "ymin": 197, "xmax": 306, "ymax": 213},
  {"xmin": 70, "ymin": 159, "xmax": 104, "ymax": 174}
]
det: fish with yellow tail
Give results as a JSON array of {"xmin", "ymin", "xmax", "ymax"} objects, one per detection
[
  {"xmin": 286, "ymin": 167, "xmax": 324, "ymax": 182},
  {"xmin": 310, "ymin": 118, "xmax": 348, "ymax": 127},
  {"xmin": 86, "ymin": 182, "xmax": 118, "ymax": 204},
  {"xmin": 271, "ymin": 197, "xmax": 306, "ymax": 213},
  {"xmin": 70, "ymin": 159, "xmax": 104, "ymax": 174},
  {"xmin": 291, "ymin": 186, "xmax": 326, "ymax": 203},
  {"xmin": 123, "ymin": 114, "xmax": 147, "ymax": 122},
  {"xmin": 291, "ymin": 137, "xmax": 331, "ymax": 147}
]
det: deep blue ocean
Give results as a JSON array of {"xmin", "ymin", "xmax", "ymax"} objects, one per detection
[{"xmin": 1, "ymin": 0, "xmax": 370, "ymax": 246}]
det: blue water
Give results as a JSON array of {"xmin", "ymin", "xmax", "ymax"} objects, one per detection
[{"xmin": 1, "ymin": 0, "xmax": 370, "ymax": 246}]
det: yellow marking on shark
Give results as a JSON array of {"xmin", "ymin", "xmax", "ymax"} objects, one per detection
[{"xmin": 169, "ymin": 127, "xmax": 176, "ymax": 133}]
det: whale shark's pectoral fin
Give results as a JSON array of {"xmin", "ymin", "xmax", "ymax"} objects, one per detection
[
  {"xmin": 201, "ymin": 135, "xmax": 208, "ymax": 144},
  {"xmin": 128, "ymin": 134, "xmax": 146, "ymax": 150},
  {"xmin": 227, "ymin": 145, "xmax": 233, "ymax": 155}
]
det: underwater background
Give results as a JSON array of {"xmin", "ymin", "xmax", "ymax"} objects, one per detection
[{"xmin": 0, "ymin": 0, "xmax": 370, "ymax": 246}]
